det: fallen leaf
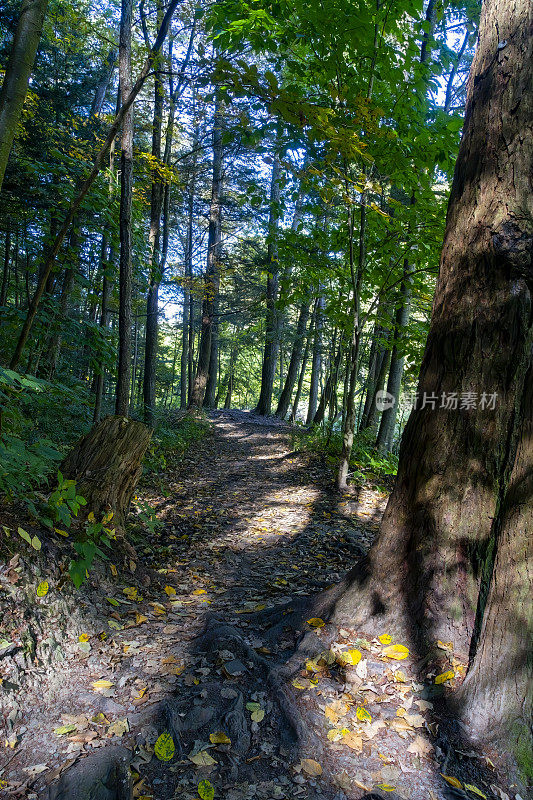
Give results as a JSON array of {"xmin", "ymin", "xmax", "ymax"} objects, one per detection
[
  {"xmin": 441, "ymin": 775, "xmax": 463, "ymax": 789},
  {"xmin": 209, "ymin": 731, "xmax": 231, "ymax": 745},
  {"xmin": 435, "ymin": 669, "xmax": 455, "ymax": 684},
  {"xmin": 336, "ymin": 648, "xmax": 362, "ymax": 667},
  {"xmin": 356, "ymin": 706, "xmax": 372, "ymax": 723},
  {"xmin": 407, "ymin": 735, "xmax": 432, "ymax": 758},
  {"xmin": 465, "ymin": 785, "xmax": 487, "ymax": 799},
  {"xmin": 300, "ymin": 758, "xmax": 322, "ymax": 776},
  {"xmin": 107, "ymin": 718, "xmax": 129, "ymax": 737},
  {"xmin": 378, "ymin": 634, "xmax": 392, "ymax": 644},
  {"xmin": 78, "ymin": 633, "xmax": 90, "ymax": 642},
  {"xmin": 198, "ymin": 779, "xmax": 215, "ymax": 800},
  {"xmin": 164, "ymin": 585, "xmax": 176, "ymax": 596},
  {"xmin": 36, "ymin": 580, "xmax": 49, "ymax": 597},
  {"xmin": 23, "ymin": 764, "xmax": 48, "ymax": 777},
  {"xmin": 92, "ymin": 679, "xmax": 114, "ymax": 690},
  {"xmin": 382, "ymin": 643, "xmax": 410, "ymax": 660},
  {"xmin": 54, "ymin": 724, "xmax": 77, "ymax": 736},
  {"xmin": 135, "ymin": 613, "xmax": 148, "ymax": 624},
  {"xmin": 377, "ymin": 784, "xmax": 396, "ymax": 792},
  {"xmin": 306, "ymin": 617, "xmax": 325, "ymax": 628},
  {"xmin": 342, "ymin": 730, "xmax": 363, "ymax": 751},
  {"xmin": 189, "ymin": 750, "xmax": 217, "ymax": 767},
  {"xmin": 155, "ymin": 732, "xmax": 175, "ymax": 761}
]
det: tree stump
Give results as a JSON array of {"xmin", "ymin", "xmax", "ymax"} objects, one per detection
[{"xmin": 60, "ymin": 415, "xmax": 152, "ymax": 530}]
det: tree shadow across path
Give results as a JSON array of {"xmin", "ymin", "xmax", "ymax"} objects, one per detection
[{"xmin": 14, "ymin": 411, "xmax": 513, "ymax": 800}]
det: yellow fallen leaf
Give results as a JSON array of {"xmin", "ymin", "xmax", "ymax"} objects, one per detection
[
  {"xmin": 336, "ymin": 648, "xmax": 362, "ymax": 667},
  {"xmin": 193, "ymin": 588, "xmax": 207, "ymax": 595},
  {"xmin": 92, "ymin": 679, "xmax": 114, "ymax": 690},
  {"xmin": 36, "ymin": 581, "xmax": 49, "ymax": 597},
  {"xmin": 435, "ymin": 669, "xmax": 455, "ymax": 684},
  {"xmin": 149, "ymin": 602, "xmax": 166, "ymax": 616},
  {"xmin": 54, "ymin": 724, "xmax": 76, "ymax": 736},
  {"xmin": 123, "ymin": 586, "xmax": 138, "ymax": 600},
  {"xmin": 382, "ymin": 643, "xmax": 410, "ymax": 660},
  {"xmin": 437, "ymin": 640, "xmax": 453, "ymax": 651},
  {"xmin": 110, "ymin": 563, "xmax": 118, "ymax": 577},
  {"xmin": 301, "ymin": 758, "xmax": 322, "ymax": 776},
  {"xmin": 441, "ymin": 775, "xmax": 462, "ymax": 789},
  {"xmin": 209, "ymin": 731, "xmax": 231, "ymax": 745},
  {"xmin": 327, "ymin": 728, "xmax": 343, "ymax": 742},
  {"xmin": 378, "ymin": 634, "xmax": 392, "ymax": 644},
  {"xmin": 164, "ymin": 585, "xmax": 176, "ymax": 596},
  {"xmin": 135, "ymin": 613, "xmax": 148, "ymax": 624},
  {"xmin": 78, "ymin": 634, "xmax": 90, "ymax": 642},
  {"xmin": 377, "ymin": 785, "xmax": 396, "ymax": 792},
  {"xmin": 292, "ymin": 678, "xmax": 308, "ymax": 689},
  {"xmin": 189, "ymin": 750, "xmax": 217, "ymax": 766},
  {"xmin": 88, "ymin": 512, "xmax": 95, "ymax": 523},
  {"xmin": 465, "ymin": 785, "xmax": 487, "ymax": 799},
  {"xmin": 356, "ymin": 706, "xmax": 372, "ymax": 723},
  {"xmin": 55, "ymin": 528, "xmax": 69, "ymax": 537},
  {"xmin": 306, "ymin": 618, "xmax": 325, "ymax": 628},
  {"xmin": 135, "ymin": 687, "xmax": 147, "ymax": 699},
  {"xmin": 155, "ymin": 732, "xmax": 175, "ymax": 761}
]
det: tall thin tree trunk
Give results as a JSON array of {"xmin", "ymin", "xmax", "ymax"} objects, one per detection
[
  {"xmin": 290, "ymin": 309, "xmax": 313, "ymax": 423},
  {"xmin": 255, "ymin": 153, "xmax": 282, "ymax": 416},
  {"xmin": 0, "ymin": 226, "xmax": 11, "ymax": 306},
  {"xmin": 115, "ymin": 0, "xmax": 134, "ymax": 416},
  {"xmin": 189, "ymin": 89, "xmax": 223, "ymax": 410},
  {"xmin": 375, "ymin": 258, "xmax": 413, "ymax": 453},
  {"xmin": 142, "ymin": 1, "xmax": 165, "ymax": 426},
  {"xmin": 0, "ymin": 0, "xmax": 48, "ymax": 190},
  {"xmin": 275, "ymin": 296, "xmax": 311, "ymax": 418},
  {"xmin": 8, "ymin": 0, "xmax": 180, "ymax": 371},
  {"xmin": 306, "ymin": 293, "xmax": 325, "ymax": 424}
]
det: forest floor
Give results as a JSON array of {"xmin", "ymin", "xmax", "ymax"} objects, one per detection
[{"xmin": 0, "ymin": 411, "xmax": 520, "ymax": 800}]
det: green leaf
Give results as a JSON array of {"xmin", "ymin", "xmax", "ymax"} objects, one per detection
[{"xmin": 198, "ymin": 779, "xmax": 215, "ymax": 800}]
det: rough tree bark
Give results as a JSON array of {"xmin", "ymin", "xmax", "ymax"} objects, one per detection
[
  {"xmin": 115, "ymin": 0, "xmax": 134, "ymax": 417},
  {"xmin": 0, "ymin": 0, "xmax": 48, "ymax": 191},
  {"xmin": 60, "ymin": 416, "xmax": 152, "ymax": 531},
  {"xmin": 323, "ymin": 0, "xmax": 532, "ymax": 756}
]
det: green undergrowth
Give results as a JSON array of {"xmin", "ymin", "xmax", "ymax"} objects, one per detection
[
  {"xmin": 291, "ymin": 423, "xmax": 398, "ymax": 489},
  {"xmin": 143, "ymin": 410, "xmax": 210, "ymax": 478}
]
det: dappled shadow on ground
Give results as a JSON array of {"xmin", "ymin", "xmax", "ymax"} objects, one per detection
[{"xmin": 1, "ymin": 412, "xmax": 519, "ymax": 800}]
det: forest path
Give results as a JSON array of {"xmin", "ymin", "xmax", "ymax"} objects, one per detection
[{"xmin": 4, "ymin": 413, "xmax": 499, "ymax": 800}]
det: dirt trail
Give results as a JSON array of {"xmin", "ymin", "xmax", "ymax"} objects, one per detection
[{"xmin": 1, "ymin": 412, "xmax": 510, "ymax": 800}]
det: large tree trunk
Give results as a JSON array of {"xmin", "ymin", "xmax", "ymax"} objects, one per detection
[
  {"xmin": 60, "ymin": 416, "xmax": 152, "ymax": 531},
  {"xmin": 115, "ymin": 0, "xmax": 134, "ymax": 416},
  {"xmin": 255, "ymin": 153, "xmax": 282, "ymax": 416},
  {"xmin": 0, "ymin": 0, "xmax": 48, "ymax": 191},
  {"xmin": 327, "ymin": 0, "xmax": 532, "ymax": 756}
]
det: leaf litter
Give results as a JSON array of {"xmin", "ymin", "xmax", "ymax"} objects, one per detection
[{"xmin": 0, "ymin": 411, "xmax": 518, "ymax": 800}]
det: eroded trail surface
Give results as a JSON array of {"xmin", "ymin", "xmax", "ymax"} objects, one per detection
[{"xmin": 1, "ymin": 412, "xmax": 510, "ymax": 800}]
